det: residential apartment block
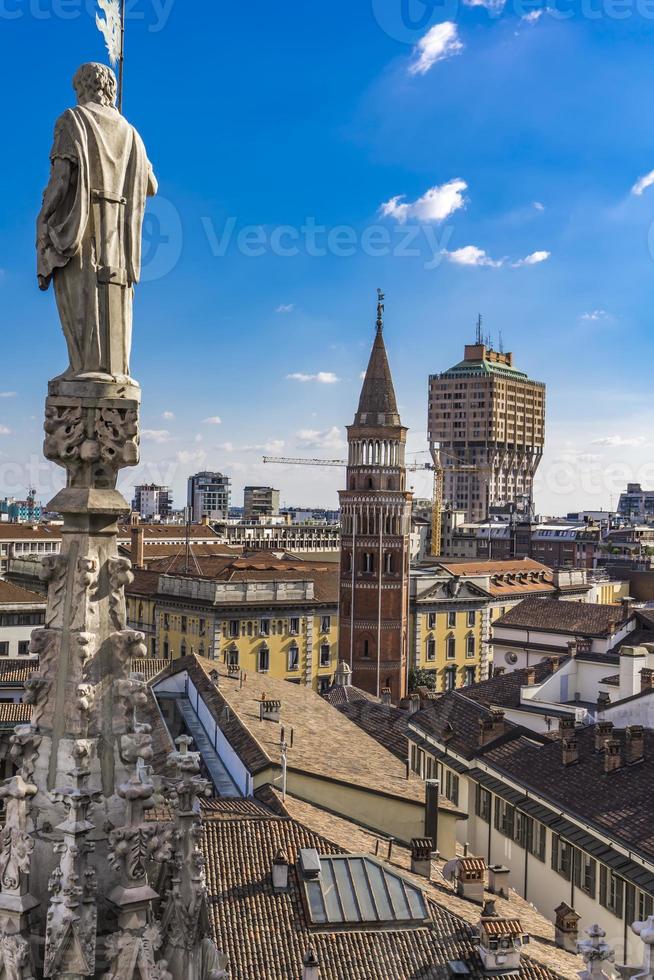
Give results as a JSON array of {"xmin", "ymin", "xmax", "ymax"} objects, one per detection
[
  {"xmin": 0, "ymin": 525, "xmax": 61, "ymax": 576},
  {"xmin": 0, "ymin": 581, "xmax": 46, "ymax": 659},
  {"xmin": 132, "ymin": 484, "xmax": 173, "ymax": 521},
  {"xmin": 429, "ymin": 343, "xmax": 545, "ymax": 521},
  {"xmin": 187, "ymin": 471, "xmax": 231, "ymax": 521},
  {"xmin": 243, "ymin": 486, "xmax": 280, "ymax": 520},
  {"xmin": 126, "ymin": 556, "xmax": 338, "ymax": 692}
]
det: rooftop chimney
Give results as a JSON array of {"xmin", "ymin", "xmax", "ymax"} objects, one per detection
[
  {"xmin": 558, "ymin": 716, "xmax": 576, "ymax": 741},
  {"xmin": 381, "ymin": 687, "xmax": 392, "ymax": 706},
  {"xmin": 131, "ymin": 523, "xmax": 145, "ymax": 570},
  {"xmin": 641, "ymin": 668, "xmax": 654, "ymax": 693},
  {"xmin": 561, "ymin": 736, "xmax": 579, "ymax": 767},
  {"xmin": 567, "ymin": 641, "xmax": 578, "ymax": 659},
  {"xmin": 407, "ymin": 693, "xmax": 421, "ymax": 715},
  {"xmin": 410, "ymin": 837, "xmax": 434, "ymax": 879},
  {"xmin": 260, "ymin": 699, "xmax": 281, "ymax": 724},
  {"xmin": 626, "ymin": 725, "xmax": 645, "ymax": 765},
  {"xmin": 619, "ymin": 645, "xmax": 647, "ymax": 701},
  {"xmin": 603, "ymin": 738, "xmax": 623, "ymax": 773},
  {"xmin": 595, "ymin": 721, "xmax": 614, "ymax": 753},
  {"xmin": 272, "ymin": 849, "xmax": 289, "ymax": 892},
  {"xmin": 554, "ymin": 902, "xmax": 581, "ymax": 954},
  {"xmin": 333, "ymin": 661, "xmax": 352, "ymax": 687},
  {"xmin": 303, "ymin": 948, "xmax": 320, "ymax": 980},
  {"xmin": 548, "ymin": 655, "xmax": 561, "ymax": 673},
  {"xmin": 209, "ymin": 668, "xmax": 220, "ymax": 687},
  {"xmin": 479, "ymin": 710, "xmax": 505, "ymax": 747},
  {"xmin": 524, "ymin": 667, "xmax": 536, "ymax": 687}
]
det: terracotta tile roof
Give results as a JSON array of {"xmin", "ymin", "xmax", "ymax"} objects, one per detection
[
  {"xmin": 438, "ymin": 558, "xmax": 558, "ymax": 598},
  {"xmin": 482, "ymin": 726, "xmax": 654, "ymax": 864},
  {"xmin": 202, "ymin": 808, "xmax": 564, "ymax": 980},
  {"xmin": 0, "ymin": 703, "xmax": 30, "ymax": 725},
  {"xmin": 200, "ymin": 798, "xmax": 276, "ymax": 820},
  {"xmin": 128, "ymin": 561, "xmax": 339, "ymax": 605},
  {"xmin": 117, "ymin": 524, "xmax": 222, "ymax": 541},
  {"xmin": 276, "ymin": 794, "xmax": 582, "ymax": 980},
  {"xmin": 120, "ymin": 542, "xmax": 242, "ymax": 562},
  {"xmin": 131, "ymin": 658, "xmax": 168, "ymax": 681},
  {"xmin": 153, "ymin": 656, "xmax": 427, "ymax": 805},
  {"xmin": 0, "ymin": 660, "xmax": 39, "ymax": 685},
  {"xmin": 0, "ymin": 525, "xmax": 61, "ymax": 541},
  {"xmin": 495, "ymin": 598, "xmax": 629, "ymax": 636},
  {"xmin": 0, "ymin": 581, "xmax": 47, "ymax": 606},
  {"xmin": 322, "ymin": 685, "xmax": 409, "ymax": 760}
]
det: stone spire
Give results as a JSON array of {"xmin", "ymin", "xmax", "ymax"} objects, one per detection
[
  {"xmin": 354, "ymin": 290, "xmax": 401, "ymax": 427},
  {"xmin": 0, "ymin": 61, "xmax": 225, "ymax": 979}
]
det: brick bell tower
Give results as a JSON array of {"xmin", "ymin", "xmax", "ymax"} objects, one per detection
[{"xmin": 338, "ymin": 290, "xmax": 413, "ymax": 702}]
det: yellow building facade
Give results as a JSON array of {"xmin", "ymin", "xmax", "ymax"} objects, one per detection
[{"xmin": 126, "ymin": 564, "xmax": 339, "ymax": 693}]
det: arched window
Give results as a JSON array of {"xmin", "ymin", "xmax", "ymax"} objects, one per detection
[
  {"xmin": 362, "ymin": 639, "xmax": 370, "ymax": 658},
  {"xmin": 180, "ymin": 641, "xmax": 187, "ymax": 658},
  {"xmin": 363, "ymin": 552, "xmax": 374, "ymax": 573},
  {"xmin": 319, "ymin": 643, "xmax": 331, "ymax": 668},
  {"xmin": 258, "ymin": 646, "xmax": 270, "ymax": 672},
  {"xmin": 384, "ymin": 552, "xmax": 393, "ymax": 574},
  {"xmin": 426, "ymin": 638, "xmax": 436, "ymax": 661}
]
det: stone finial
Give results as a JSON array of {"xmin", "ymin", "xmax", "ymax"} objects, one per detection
[{"xmin": 577, "ymin": 924, "xmax": 616, "ymax": 979}]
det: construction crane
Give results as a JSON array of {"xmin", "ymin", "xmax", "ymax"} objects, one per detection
[{"xmin": 262, "ymin": 456, "xmax": 433, "ymax": 473}]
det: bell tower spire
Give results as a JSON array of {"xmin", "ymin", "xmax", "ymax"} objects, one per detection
[{"xmin": 338, "ymin": 292, "xmax": 412, "ymax": 702}]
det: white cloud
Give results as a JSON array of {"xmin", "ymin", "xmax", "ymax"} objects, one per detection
[
  {"xmin": 203, "ymin": 416, "xmax": 222, "ymax": 425},
  {"xmin": 243, "ymin": 439, "xmax": 286, "ymax": 454},
  {"xmin": 0, "ymin": 426, "xmax": 10, "ymax": 436},
  {"xmin": 162, "ymin": 410, "xmax": 175, "ymax": 420},
  {"xmin": 580, "ymin": 310, "xmax": 609, "ymax": 322},
  {"xmin": 533, "ymin": 201, "xmax": 545, "ymax": 211},
  {"xmin": 443, "ymin": 245, "xmax": 503, "ymax": 268},
  {"xmin": 511, "ymin": 250, "xmax": 550, "ymax": 267},
  {"xmin": 521, "ymin": 9, "xmax": 543, "ymax": 21},
  {"xmin": 631, "ymin": 170, "xmax": 654, "ymax": 196},
  {"xmin": 464, "ymin": 0, "xmax": 506, "ymax": 10},
  {"xmin": 141, "ymin": 429, "xmax": 172, "ymax": 443},
  {"xmin": 0, "ymin": 392, "xmax": 16, "ymax": 399},
  {"xmin": 217, "ymin": 442, "xmax": 235, "ymax": 452},
  {"xmin": 296, "ymin": 427, "xmax": 346, "ymax": 451},
  {"xmin": 286, "ymin": 372, "xmax": 339, "ymax": 384},
  {"xmin": 381, "ymin": 178, "xmax": 467, "ymax": 224},
  {"xmin": 408, "ymin": 23, "xmax": 463, "ymax": 75},
  {"xmin": 176, "ymin": 449, "xmax": 207, "ymax": 465},
  {"xmin": 275, "ymin": 304, "xmax": 295, "ymax": 314},
  {"xmin": 591, "ymin": 435, "xmax": 645, "ymax": 447},
  {"xmin": 194, "ymin": 434, "xmax": 203, "ymax": 443}
]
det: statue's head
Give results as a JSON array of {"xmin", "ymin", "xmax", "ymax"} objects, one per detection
[{"xmin": 72, "ymin": 62, "xmax": 117, "ymax": 108}]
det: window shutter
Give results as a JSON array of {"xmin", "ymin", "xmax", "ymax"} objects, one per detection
[
  {"xmin": 551, "ymin": 835, "xmax": 559, "ymax": 872},
  {"xmin": 599, "ymin": 865, "xmax": 607, "ymax": 908},
  {"xmin": 615, "ymin": 877, "xmax": 624, "ymax": 919},
  {"xmin": 573, "ymin": 849, "xmax": 581, "ymax": 888},
  {"xmin": 588, "ymin": 859, "xmax": 596, "ymax": 899}
]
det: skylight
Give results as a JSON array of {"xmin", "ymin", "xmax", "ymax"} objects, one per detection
[{"xmin": 300, "ymin": 853, "xmax": 429, "ymax": 927}]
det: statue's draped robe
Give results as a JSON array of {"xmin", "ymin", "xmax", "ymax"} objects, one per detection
[{"xmin": 37, "ymin": 104, "xmax": 153, "ymax": 378}]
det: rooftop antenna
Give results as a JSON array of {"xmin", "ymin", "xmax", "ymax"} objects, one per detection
[
  {"xmin": 499, "ymin": 329, "xmax": 504, "ymax": 354},
  {"xmin": 476, "ymin": 313, "xmax": 483, "ymax": 345},
  {"xmin": 376, "ymin": 288, "xmax": 385, "ymax": 331}
]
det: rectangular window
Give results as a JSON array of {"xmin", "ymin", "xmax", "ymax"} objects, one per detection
[
  {"xmin": 467, "ymin": 610, "xmax": 476, "ymax": 627},
  {"xmin": 426, "ymin": 638, "xmax": 436, "ymax": 662},
  {"xmin": 288, "ymin": 646, "xmax": 299, "ymax": 671},
  {"xmin": 446, "ymin": 636, "xmax": 456, "ymax": 660},
  {"xmin": 447, "ymin": 611, "xmax": 456, "ymax": 628},
  {"xmin": 445, "ymin": 770, "xmax": 459, "ymax": 807},
  {"xmin": 290, "ymin": 618, "xmax": 300, "ymax": 636},
  {"xmin": 465, "ymin": 666, "xmax": 476, "ymax": 686},
  {"xmin": 319, "ymin": 644, "xmax": 331, "ymax": 668},
  {"xmin": 574, "ymin": 851, "xmax": 597, "ymax": 898},
  {"xmin": 163, "ymin": 614, "xmax": 170, "ymax": 631},
  {"xmin": 227, "ymin": 648, "xmax": 239, "ymax": 667},
  {"xmin": 199, "ymin": 618, "xmax": 206, "ymax": 636},
  {"xmin": 181, "ymin": 616, "xmax": 187, "ymax": 633},
  {"xmin": 17, "ymin": 641, "xmax": 30, "ymax": 657},
  {"xmin": 321, "ymin": 616, "xmax": 331, "ymax": 633},
  {"xmin": 258, "ymin": 647, "xmax": 270, "ymax": 673},
  {"xmin": 260, "ymin": 619, "xmax": 270, "ymax": 637},
  {"xmin": 494, "ymin": 798, "xmax": 514, "ymax": 839},
  {"xmin": 445, "ymin": 666, "xmax": 457, "ymax": 691},
  {"xmin": 0, "ymin": 642, "xmax": 8, "ymax": 658},
  {"xmin": 427, "ymin": 612, "xmax": 437, "ymax": 630},
  {"xmin": 476, "ymin": 785, "xmax": 491, "ymax": 823},
  {"xmin": 526, "ymin": 820, "xmax": 546, "ymax": 862},
  {"xmin": 599, "ymin": 866, "xmax": 624, "ymax": 918},
  {"xmin": 229, "ymin": 621, "xmax": 239, "ymax": 638},
  {"xmin": 551, "ymin": 835, "xmax": 573, "ymax": 881},
  {"xmin": 639, "ymin": 892, "xmax": 653, "ymax": 922},
  {"xmin": 466, "ymin": 635, "xmax": 475, "ymax": 658}
]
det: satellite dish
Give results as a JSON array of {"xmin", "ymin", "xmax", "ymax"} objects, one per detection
[{"xmin": 442, "ymin": 859, "xmax": 459, "ymax": 883}]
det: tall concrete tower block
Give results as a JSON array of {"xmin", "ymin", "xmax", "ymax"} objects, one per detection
[
  {"xmin": 338, "ymin": 293, "xmax": 413, "ymax": 702},
  {"xmin": 428, "ymin": 342, "xmax": 545, "ymax": 522}
]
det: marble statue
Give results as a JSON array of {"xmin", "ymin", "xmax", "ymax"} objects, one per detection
[{"xmin": 37, "ymin": 62, "xmax": 157, "ymax": 382}]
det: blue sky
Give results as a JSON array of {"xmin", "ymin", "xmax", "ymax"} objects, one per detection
[{"xmin": 2, "ymin": 0, "xmax": 654, "ymax": 513}]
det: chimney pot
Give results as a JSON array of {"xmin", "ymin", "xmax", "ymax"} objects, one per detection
[
  {"xmin": 410, "ymin": 837, "xmax": 434, "ymax": 878},
  {"xmin": 603, "ymin": 737, "xmax": 623, "ymax": 773},
  {"xmin": 303, "ymin": 948, "xmax": 321, "ymax": 980},
  {"xmin": 272, "ymin": 848, "xmax": 289, "ymax": 892},
  {"xmin": 558, "ymin": 716, "xmax": 575, "ymax": 739},
  {"xmin": 548, "ymin": 655, "xmax": 561, "ymax": 672},
  {"xmin": 131, "ymin": 524, "xmax": 145, "ymax": 570},
  {"xmin": 381, "ymin": 687, "xmax": 392, "ymax": 706},
  {"xmin": 260, "ymin": 699, "xmax": 282, "ymax": 724},
  {"xmin": 209, "ymin": 669, "xmax": 220, "ymax": 686},
  {"xmin": 554, "ymin": 902, "xmax": 581, "ymax": 953},
  {"xmin": 407, "ymin": 694, "xmax": 421, "ymax": 715},
  {"xmin": 479, "ymin": 710, "xmax": 505, "ymax": 747},
  {"xmin": 595, "ymin": 721, "xmax": 614, "ymax": 753},
  {"xmin": 626, "ymin": 724, "xmax": 645, "ymax": 765},
  {"xmin": 561, "ymin": 736, "xmax": 579, "ymax": 767},
  {"xmin": 641, "ymin": 668, "xmax": 654, "ymax": 693},
  {"xmin": 567, "ymin": 641, "xmax": 577, "ymax": 658},
  {"xmin": 524, "ymin": 667, "xmax": 536, "ymax": 687}
]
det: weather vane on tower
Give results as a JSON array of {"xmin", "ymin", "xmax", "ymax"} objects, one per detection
[{"xmin": 376, "ymin": 287, "xmax": 385, "ymax": 331}]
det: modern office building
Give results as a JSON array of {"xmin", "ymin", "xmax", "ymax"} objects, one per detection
[
  {"xmin": 243, "ymin": 486, "xmax": 280, "ymax": 520},
  {"xmin": 132, "ymin": 484, "xmax": 173, "ymax": 521},
  {"xmin": 428, "ymin": 340, "xmax": 546, "ymax": 522},
  {"xmin": 187, "ymin": 471, "xmax": 231, "ymax": 521},
  {"xmin": 618, "ymin": 483, "xmax": 654, "ymax": 523}
]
